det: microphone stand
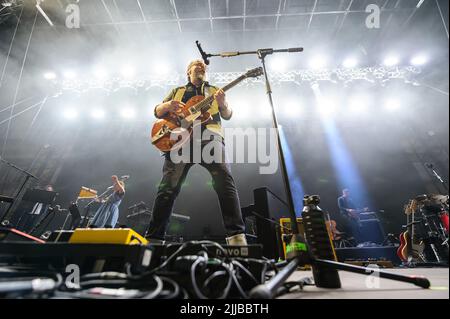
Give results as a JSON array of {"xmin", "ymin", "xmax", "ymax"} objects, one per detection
[
  {"xmin": 198, "ymin": 44, "xmax": 304, "ymax": 234},
  {"xmin": 0, "ymin": 156, "xmax": 40, "ymax": 226},
  {"xmin": 196, "ymin": 43, "xmax": 432, "ymax": 298}
]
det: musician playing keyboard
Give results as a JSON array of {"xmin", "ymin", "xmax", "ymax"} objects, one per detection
[{"xmin": 337, "ymin": 188, "xmax": 367, "ymax": 244}]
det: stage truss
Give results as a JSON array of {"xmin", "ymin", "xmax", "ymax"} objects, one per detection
[{"xmin": 48, "ymin": 66, "xmax": 422, "ymax": 96}]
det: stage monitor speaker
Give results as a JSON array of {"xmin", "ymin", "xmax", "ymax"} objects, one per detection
[
  {"xmin": 359, "ymin": 219, "xmax": 385, "ymax": 244},
  {"xmin": 0, "ymin": 227, "xmax": 45, "ymax": 243}
]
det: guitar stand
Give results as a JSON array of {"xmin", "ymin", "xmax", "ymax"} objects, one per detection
[{"xmin": 249, "ymin": 197, "xmax": 431, "ymax": 299}]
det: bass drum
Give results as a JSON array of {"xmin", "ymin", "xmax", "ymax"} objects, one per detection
[{"xmin": 440, "ymin": 211, "xmax": 449, "ymax": 234}]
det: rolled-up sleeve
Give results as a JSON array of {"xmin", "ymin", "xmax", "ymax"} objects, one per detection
[{"xmin": 154, "ymin": 88, "xmax": 177, "ymax": 119}]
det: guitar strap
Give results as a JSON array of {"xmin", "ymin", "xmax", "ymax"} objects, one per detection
[{"xmin": 173, "ymin": 87, "xmax": 186, "ymax": 102}]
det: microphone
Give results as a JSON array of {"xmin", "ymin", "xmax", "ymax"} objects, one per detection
[
  {"xmin": 425, "ymin": 163, "xmax": 434, "ymax": 169},
  {"xmin": 195, "ymin": 40, "xmax": 210, "ymax": 65},
  {"xmin": 287, "ymin": 47, "xmax": 304, "ymax": 53}
]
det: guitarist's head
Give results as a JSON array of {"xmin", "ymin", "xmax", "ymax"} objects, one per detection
[
  {"xmin": 187, "ymin": 59, "xmax": 207, "ymax": 85},
  {"xmin": 342, "ymin": 188, "xmax": 350, "ymax": 198}
]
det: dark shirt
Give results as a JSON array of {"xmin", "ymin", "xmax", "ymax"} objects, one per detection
[{"xmin": 338, "ymin": 196, "xmax": 357, "ymax": 217}]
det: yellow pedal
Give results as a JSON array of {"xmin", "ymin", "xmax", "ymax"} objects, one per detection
[{"xmin": 69, "ymin": 228, "xmax": 148, "ymax": 245}]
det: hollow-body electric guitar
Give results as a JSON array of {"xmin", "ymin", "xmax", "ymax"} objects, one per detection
[
  {"xmin": 397, "ymin": 199, "xmax": 425, "ymax": 263},
  {"xmin": 150, "ymin": 67, "xmax": 263, "ymax": 152}
]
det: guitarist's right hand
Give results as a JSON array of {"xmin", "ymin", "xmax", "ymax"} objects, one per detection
[
  {"xmin": 155, "ymin": 100, "xmax": 185, "ymax": 118},
  {"xmin": 167, "ymin": 100, "xmax": 185, "ymax": 112}
]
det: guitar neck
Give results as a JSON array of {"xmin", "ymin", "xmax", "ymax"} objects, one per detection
[{"xmin": 196, "ymin": 74, "xmax": 247, "ymax": 113}]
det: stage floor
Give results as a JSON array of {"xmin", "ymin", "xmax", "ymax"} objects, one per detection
[{"xmin": 278, "ymin": 268, "xmax": 449, "ymax": 299}]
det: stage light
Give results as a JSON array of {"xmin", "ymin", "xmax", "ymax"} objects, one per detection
[
  {"xmin": 120, "ymin": 107, "xmax": 136, "ymax": 119},
  {"xmin": 91, "ymin": 109, "xmax": 105, "ymax": 119},
  {"xmin": 410, "ymin": 55, "xmax": 428, "ymax": 66},
  {"xmin": 235, "ymin": 103, "xmax": 250, "ymax": 119},
  {"xmin": 317, "ymin": 98, "xmax": 337, "ymax": 116},
  {"xmin": 260, "ymin": 105, "xmax": 272, "ymax": 118},
  {"xmin": 383, "ymin": 56, "xmax": 400, "ymax": 67},
  {"xmin": 63, "ymin": 70, "xmax": 76, "ymax": 79},
  {"xmin": 63, "ymin": 108, "xmax": 78, "ymax": 119},
  {"xmin": 93, "ymin": 67, "xmax": 108, "ymax": 79},
  {"xmin": 384, "ymin": 98, "xmax": 401, "ymax": 111},
  {"xmin": 155, "ymin": 62, "xmax": 171, "ymax": 76},
  {"xmin": 43, "ymin": 72, "xmax": 56, "ymax": 80},
  {"xmin": 285, "ymin": 102, "xmax": 302, "ymax": 117},
  {"xmin": 343, "ymin": 58, "xmax": 358, "ymax": 68},
  {"xmin": 121, "ymin": 65, "xmax": 135, "ymax": 78},
  {"xmin": 309, "ymin": 56, "xmax": 328, "ymax": 69},
  {"xmin": 349, "ymin": 95, "xmax": 368, "ymax": 113}
]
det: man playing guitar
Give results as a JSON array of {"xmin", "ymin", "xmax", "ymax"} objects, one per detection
[{"xmin": 145, "ymin": 60, "xmax": 247, "ymax": 245}]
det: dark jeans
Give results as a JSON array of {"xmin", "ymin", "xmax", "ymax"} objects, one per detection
[{"xmin": 146, "ymin": 140, "xmax": 245, "ymax": 240}]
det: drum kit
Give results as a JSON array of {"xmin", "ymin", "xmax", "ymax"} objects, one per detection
[{"xmin": 402, "ymin": 194, "xmax": 449, "ymax": 264}]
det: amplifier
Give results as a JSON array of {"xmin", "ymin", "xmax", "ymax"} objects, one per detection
[
  {"xmin": 359, "ymin": 219, "xmax": 385, "ymax": 244},
  {"xmin": 0, "ymin": 242, "xmax": 153, "ymax": 274}
]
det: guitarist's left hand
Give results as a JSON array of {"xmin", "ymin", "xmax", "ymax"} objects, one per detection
[{"xmin": 214, "ymin": 89, "xmax": 226, "ymax": 108}]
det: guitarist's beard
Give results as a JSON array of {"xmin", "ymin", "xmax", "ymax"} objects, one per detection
[{"xmin": 195, "ymin": 72, "xmax": 205, "ymax": 82}]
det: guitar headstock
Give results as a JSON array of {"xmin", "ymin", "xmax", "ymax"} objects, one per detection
[
  {"xmin": 404, "ymin": 199, "xmax": 418, "ymax": 215},
  {"xmin": 244, "ymin": 67, "xmax": 264, "ymax": 78}
]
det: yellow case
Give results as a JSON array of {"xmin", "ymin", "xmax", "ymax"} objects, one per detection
[{"xmin": 69, "ymin": 228, "xmax": 148, "ymax": 245}]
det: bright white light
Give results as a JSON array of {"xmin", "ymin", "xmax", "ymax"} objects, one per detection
[
  {"xmin": 269, "ymin": 58, "xmax": 288, "ymax": 72},
  {"xmin": 121, "ymin": 65, "xmax": 135, "ymax": 78},
  {"xmin": 43, "ymin": 72, "xmax": 56, "ymax": 80},
  {"xmin": 309, "ymin": 56, "xmax": 328, "ymax": 69},
  {"xmin": 410, "ymin": 55, "xmax": 428, "ymax": 66},
  {"xmin": 317, "ymin": 98, "xmax": 337, "ymax": 116},
  {"xmin": 94, "ymin": 67, "xmax": 108, "ymax": 79},
  {"xmin": 285, "ymin": 102, "xmax": 302, "ymax": 117},
  {"xmin": 91, "ymin": 109, "xmax": 105, "ymax": 119},
  {"xmin": 349, "ymin": 95, "xmax": 368, "ymax": 113},
  {"xmin": 155, "ymin": 62, "xmax": 171, "ymax": 76},
  {"xmin": 384, "ymin": 99, "xmax": 401, "ymax": 112},
  {"xmin": 63, "ymin": 108, "xmax": 78, "ymax": 119},
  {"xmin": 120, "ymin": 107, "xmax": 136, "ymax": 119},
  {"xmin": 343, "ymin": 58, "xmax": 358, "ymax": 68},
  {"xmin": 235, "ymin": 103, "xmax": 251, "ymax": 119},
  {"xmin": 383, "ymin": 56, "xmax": 400, "ymax": 67},
  {"xmin": 63, "ymin": 70, "xmax": 76, "ymax": 79}
]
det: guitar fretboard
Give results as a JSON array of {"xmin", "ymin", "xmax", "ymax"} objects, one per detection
[{"xmin": 194, "ymin": 74, "xmax": 247, "ymax": 113}]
